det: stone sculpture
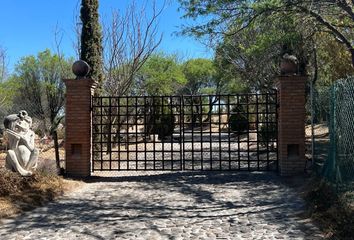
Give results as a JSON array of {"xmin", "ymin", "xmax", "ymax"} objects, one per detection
[{"xmin": 3, "ymin": 110, "xmax": 38, "ymax": 176}]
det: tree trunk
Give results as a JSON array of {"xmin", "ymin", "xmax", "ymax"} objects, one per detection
[
  {"xmin": 203, "ymin": 96, "xmax": 219, "ymax": 123},
  {"xmin": 52, "ymin": 130, "xmax": 61, "ymax": 171}
]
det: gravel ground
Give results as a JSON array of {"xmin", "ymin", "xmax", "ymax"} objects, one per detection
[{"xmin": 0, "ymin": 172, "xmax": 323, "ymax": 240}]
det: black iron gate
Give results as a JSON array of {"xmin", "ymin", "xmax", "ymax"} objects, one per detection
[{"xmin": 92, "ymin": 92, "xmax": 278, "ymax": 172}]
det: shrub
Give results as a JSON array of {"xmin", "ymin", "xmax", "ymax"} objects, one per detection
[
  {"xmin": 229, "ymin": 105, "xmax": 248, "ymax": 133},
  {"xmin": 0, "ymin": 168, "xmax": 38, "ymax": 196},
  {"xmin": 155, "ymin": 114, "xmax": 175, "ymax": 140},
  {"xmin": 36, "ymin": 159, "xmax": 59, "ymax": 176},
  {"xmin": 258, "ymin": 123, "xmax": 277, "ymax": 147}
]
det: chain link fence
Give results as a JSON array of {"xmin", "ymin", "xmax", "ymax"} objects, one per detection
[{"xmin": 311, "ymin": 76, "xmax": 354, "ymax": 205}]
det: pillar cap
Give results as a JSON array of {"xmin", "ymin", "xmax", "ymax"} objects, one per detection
[{"xmin": 72, "ymin": 60, "xmax": 90, "ymax": 79}]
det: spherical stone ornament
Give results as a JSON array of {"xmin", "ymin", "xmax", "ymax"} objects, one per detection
[{"xmin": 72, "ymin": 60, "xmax": 90, "ymax": 78}]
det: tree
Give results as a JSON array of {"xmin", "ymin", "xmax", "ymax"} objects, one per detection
[
  {"xmin": 214, "ymin": 13, "xmax": 312, "ymax": 91},
  {"xmin": 103, "ymin": 0, "xmax": 163, "ymax": 96},
  {"xmin": 180, "ymin": 58, "xmax": 216, "ymax": 95},
  {"xmin": 137, "ymin": 54, "xmax": 186, "ymax": 96},
  {"xmin": 179, "ymin": 0, "xmax": 354, "ymax": 66},
  {"xmin": 7, "ymin": 49, "xmax": 74, "ymax": 171},
  {"xmin": 316, "ymin": 33, "xmax": 354, "ymax": 84},
  {"xmin": 80, "ymin": 0, "xmax": 104, "ymax": 88}
]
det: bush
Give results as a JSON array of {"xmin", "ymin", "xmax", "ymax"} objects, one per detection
[
  {"xmin": 0, "ymin": 168, "xmax": 39, "ymax": 197},
  {"xmin": 156, "ymin": 114, "xmax": 175, "ymax": 140},
  {"xmin": 36, "ymin": 159, "xmax": 59, "ymax": 176},
  {"xmin": 258, "ymin": 123, "xmax": 277, "ymax": 147},
  {"xmin": 229, "ymin": 105, "xmax": 248, "ymax": 133}
]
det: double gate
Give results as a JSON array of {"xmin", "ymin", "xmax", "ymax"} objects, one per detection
[{"xmin": 92, "ymin": 93, "xmax": 278, "ymax": 172}]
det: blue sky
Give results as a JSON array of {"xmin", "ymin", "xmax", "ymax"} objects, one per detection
[{"xmin": 0, "ymin": 0, "xmax": 213, "ymax": 73}]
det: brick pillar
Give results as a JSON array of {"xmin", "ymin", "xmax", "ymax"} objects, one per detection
[
  {"xmin": 64, "ymin": 78, "xmax": 96, "ymax": 177},
  {"xmin": 276, "ymin": 75, "xmax": 307, "ymax": 176}
]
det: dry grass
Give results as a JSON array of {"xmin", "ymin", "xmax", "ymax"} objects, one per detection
[
  {"xmin": 0, "ymin": 168, "xmax": 83, "ymax": 219},
  {"xmin": 303, "ymin": 178, "xmax": 354, "ymax": 239}
]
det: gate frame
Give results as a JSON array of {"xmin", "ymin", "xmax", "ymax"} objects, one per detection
[
  {"xmin": 91, "ymin": 93, "xmax": 278, "ymax": 172},
  {"xmin": 64, "ymin": 73, "xmax": 306, "ymax": 177}
]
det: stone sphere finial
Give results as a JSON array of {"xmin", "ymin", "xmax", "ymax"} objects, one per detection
[
  {"xmin": 72, "ymin": 60, "xmax": 90, "ymax": 79},
  {"xmin": 280, "ymin": 53, "xmax": 299, "ymax": 75}
]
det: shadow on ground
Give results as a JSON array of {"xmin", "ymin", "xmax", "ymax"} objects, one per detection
[{"xmin": 0, "ymin": 172, "xmax": 322, "ymax": 239}]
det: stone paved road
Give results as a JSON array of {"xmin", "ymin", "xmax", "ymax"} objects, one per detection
[{"xmin": 0, "ymin": 172, "xmax": 323, "ymax": 240}]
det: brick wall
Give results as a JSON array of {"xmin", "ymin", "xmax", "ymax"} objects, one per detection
[
  {"xmin": 63, "ymin": 78, "xmax": 96, "ymax": 177},
  {"xmin": 276, "ymin": 75, "xmax": 307, "ymax": 176}
]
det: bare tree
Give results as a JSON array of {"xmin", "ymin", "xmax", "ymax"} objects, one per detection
[{"xmin": 103, "ymin": 0, "xmax": 164, "ymax": 96}]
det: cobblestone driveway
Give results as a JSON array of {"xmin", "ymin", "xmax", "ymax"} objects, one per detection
[{"xmin": 0, "ymin": 172, "xmax": 323, "ymax": 240}]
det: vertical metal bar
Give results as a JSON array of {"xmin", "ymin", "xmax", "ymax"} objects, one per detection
[
  {"xmin": 200, "ymin": 95, "xmax": 203, "ymax": 171},
  {"xmin": 144, "ymin": 96, "xmax": 147, "ymax": 170},
  {"xmin": 92, "ymin": 97, "xmax": 95, "ymax": 172},
  {"xmin": 135, "ymin": 96, "xmax": 138, "ymax": 170},
  {"xmin": 126, "ymin": 96, "xmax": 129, "ymax": 170},
  {"xmin": 170, "ymin": 96, "xmax": 174, "ymax": 170},
  {"xmin": 228, "ymin": 95, "xmax": 231, "ymax": 170},
  {"xmin": 256, "ymin": 93, "xmax": 260, "ymax": 171},
  {"xmin": 209, "ymin": 95, "xmax": 213, "ymax": 170},
  {"xmin": 237, "ymin": 95, "xmax": 241, "ymax": 170},
  {"xmin": 109, "ymin": 97, "xmax": 112, "ymax": 171},
  {"xmin": 118, "ymin": 97, "xmax": 121, "ymax": 171},
  {"xmin": 275, "ymin": 90, "xmax": 279, "ymax": 172},
  {"xmin": 218, "ymin": 95, "xmax": 222, "ymax": 170},
  {"xmin": 153, "ymin": 97, "xmax": 156, "ymax": 170},
  {"xmin": 191, "ymin": 96, "xmax": 194, "ymax": 170},
  {"xmin": 266, "ymin": 93, "xmax": 270, "ymax": 170},
  {"xmin": 162, "ymin": 96, "xmax": 165, "ymax": 170},
  {"xmin": 182, "ymin": 95, "xmax": 185, "ymax": 170},
  {"xmin": 100, "ymin": 97, "xmax": 103, "ymax": 171},
  {"xmin": 247, "ymin": 94, "xmax": 250, "ymax": 171}
]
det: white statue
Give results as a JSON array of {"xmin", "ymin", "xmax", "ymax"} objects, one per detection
[{"xmin": 3, "ymin": 110, "xmax": 38, "ymax": 176}]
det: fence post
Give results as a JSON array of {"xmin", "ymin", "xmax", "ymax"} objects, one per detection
[
  {"xmin": 63, "ymin": 61, "xmax": 96, "ymax": 177},
  {"xmin": 276, "ymin": 72, "xmax": 307, "ymax": 176}
]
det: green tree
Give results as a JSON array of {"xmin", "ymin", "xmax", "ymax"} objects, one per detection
[
  {"xmin": 214, "ymin": 14, "xmax": 311, "ymax": 91},
  {"xmin": 180, "ymin": 58, "xmax": 215, "ymax": 95},
  {"xmin": 179, "ymin": 0, "xmax": 354, "ymax": 66},
  {"xmin": 7, "ymin": 49, "xmax": 74, "ymax": 170},
  {"xmin": 137, "ymin": 54, "xmax": 186, "ymax": 96},
  {"xmin": 80, "ymin": 0, "xmax": 104, "ymax": 88}
]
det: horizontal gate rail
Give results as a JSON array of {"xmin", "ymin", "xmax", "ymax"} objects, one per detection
[{"xmin": 92, "ymin": 93, "xmax": 278, "ymax": 172}]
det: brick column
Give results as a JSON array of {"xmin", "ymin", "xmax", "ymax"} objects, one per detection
[
  {"xmin": 64, "ymin": 78, "xmax": 96, "ymax": 177},
  {"xmin": 276, "ymin": 75, "xmax": 307, "ymax": 176}
]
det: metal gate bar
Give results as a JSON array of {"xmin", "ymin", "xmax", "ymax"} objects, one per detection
[{"xmin": 92, "ymin": 93, "xmax": 278, "ymax": 172}]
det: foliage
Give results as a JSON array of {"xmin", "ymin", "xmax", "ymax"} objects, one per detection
[
  {"xmin": 7, "ymin": 50, "xmax": 73, "ymax": 128},
  {"xmin": 80, "ymin": 0, "xmax": 104, "ymax": 89},
  {"xmin": 229, "ymin": 104, "xmax": 248, "ymax": 133},
  {"xmin": 179, "ymin": 0, "xmax": 354, "ymax": 66},
  {"xmin": 316, "ymin": 34, "xmax": 354, "ymax": 84},
  {"xmin": 1, "ymin": 49, "xmax": 73, "ymax": 170},
  {"xmin": 180, "ymin": 58, "xmax": 216, "ymax": 95},
  {"xmin": 258, "ymin": 123, "xmax": 277, "ymax": 147},
  {"xmin": 305, "ymin": 178, "xmax": 354, "ymax": 239},
  {"xmin": 155, "ymin": 114, "xmax": 175, "ymax": 140},
  {"xmin": 137, "ymin": 54, "xmax": 187, "ymax": 96},
  {"xmin": 214, "ymin": 12, "xmax": 312, "ymax": 91}
]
